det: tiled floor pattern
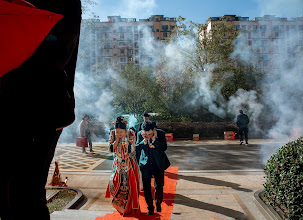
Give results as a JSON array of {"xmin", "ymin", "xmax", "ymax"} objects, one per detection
[{"xmin": 49, "ymin": 143, "xmax": 111, "ymax": 172}]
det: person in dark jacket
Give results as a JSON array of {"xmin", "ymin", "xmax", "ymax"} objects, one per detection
[
  {"xmin": 136, "ymin": 121, "xmax": 170, "ymax": 215},
  {"xmin": 138, "ymin": 112, "xmax": 157, "ymax": 131},
  {"xmin": 0, "ymin": 0, "xmax": 81, "ymax": 219},
  {"xmin": 236, "ymin": 110, "xmax": 250, "ymax": 145}
]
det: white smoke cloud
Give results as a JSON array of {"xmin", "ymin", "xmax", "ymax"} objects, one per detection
[
  {"xmin": 193, "ymin": 66, "xmax": 227, "ymax": 118},
  {"xmin": 83, "ymin": 0, "xmax": 158, "ymax": 21},
  {"xmin": 255, "ymin": 0, "xmax": 303, "ymax": 18}
]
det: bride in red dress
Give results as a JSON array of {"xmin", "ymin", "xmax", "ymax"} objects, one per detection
[{"xmin": 105, "ymin": 116, "xmax": 141, "ymax": 215}]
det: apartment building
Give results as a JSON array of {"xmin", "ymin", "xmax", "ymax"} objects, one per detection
[
  {"xmin": 199, "ymin": 15, "xmax": 303, "ymax": 72},
  {"xmin": 80, "ymin": 15, "xmax": 176, "ymax": 72}
]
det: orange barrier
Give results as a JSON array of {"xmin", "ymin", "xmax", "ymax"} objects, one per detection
[
  {"xmin": 224, "ymin": 131, "xmax": 236, "ymax": 140},
  {"xmin": 165, "ymin": 133, "xmax": 173, "ymax": 142}
]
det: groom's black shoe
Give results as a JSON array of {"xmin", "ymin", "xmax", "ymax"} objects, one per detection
[
  {"xmin": 147, "ymin": 207, "xmax": 154, "ymax": 215},
  {"xmin": 156, "ymin": 203, "xmax": 162, "ymax": 212}
]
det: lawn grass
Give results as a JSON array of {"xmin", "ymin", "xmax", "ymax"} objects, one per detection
[{"xmin": 47, "ymin": 189, "xmax": 77, "ymax": 214}]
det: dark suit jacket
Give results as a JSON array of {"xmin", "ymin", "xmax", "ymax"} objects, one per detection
[{"xmin": 136, "ymin": 129, "xmax": 170, "ymax": 171}]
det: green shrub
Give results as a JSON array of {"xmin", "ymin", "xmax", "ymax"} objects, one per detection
[{"xmin": 264, "ymin": 137, "xmax": 303, "ymax": 219}]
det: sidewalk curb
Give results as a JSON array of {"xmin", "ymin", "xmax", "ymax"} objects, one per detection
[
  {"xmin": 45, "ymin": 186, "xmax": 85, "ymax": 210},
  {"xmin": 253, "ymin": 189, "xmax": 283, "ymax": 220}
]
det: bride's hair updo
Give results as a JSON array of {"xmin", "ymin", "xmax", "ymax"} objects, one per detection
[{"xmin": 115, "ymin": 116, "xmax": 127, "ymax": 129}]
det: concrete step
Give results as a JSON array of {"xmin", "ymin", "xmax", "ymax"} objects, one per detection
[{"xmin": 50, "ymin": 209, "xmax": 112, "ymax": 220}]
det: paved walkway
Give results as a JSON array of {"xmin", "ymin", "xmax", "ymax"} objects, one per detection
[{"xmin": 48, "ymin": 139, "xmax": 285, "ymax": 220}]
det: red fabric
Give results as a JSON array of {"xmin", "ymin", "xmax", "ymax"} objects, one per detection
[
  {"xmin": 0, "ymin": 0, "xmax": 63, "ymax": 77},
  {"xmin": 99, "ymin": 166, "xmax": 179, "ymax": 220}
]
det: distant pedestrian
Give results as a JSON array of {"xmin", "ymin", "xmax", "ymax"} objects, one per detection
[
  {"xmin": 138, "ymin": 112, "xmax": 157, "ymax": 131},
  {"xmin": 236, "ymin": 110, "xmax": 249, "ymax": 145},
  {"xmin": 79, "ymin": 115, "xmax": 93, "ymax": 153}
]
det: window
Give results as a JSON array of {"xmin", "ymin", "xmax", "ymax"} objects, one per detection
[
  {"xmin": 134, "ymin": 42, "xmax": 139, "ymax": 48},
  {"xmin": 104, "ymin": 58, "xmax": 111, "ymax": 63},
  {"xmin": 253, "ymin": 25, "xmax": 258, "ymax": 30},
  {"xmin": 135, "ymin": 50, "xmax": 139, "ymax": 56},
  {"xmin": 134, "ymin": 34, "xmax": 138, "ymax": 40},
  {"xmin": 241, "ymin": 25, "xmax": 246, "ymax": 30},
  {"xmin": 113, "ymin": 53, "xmax": 116, "ymax": 56},
  {"xmin": 120, "ymin": 57, "xmax": 126, "ymax": 63},
  {"xmin": 247, "ymin": 25, "xmax": 251, "ymax": 30},
  {"xmin": 120, "ymin": 49, "xmax": 124, "ymax": 54},
  {"xmin": 113, "ymin": 38, "xmax": 116, "ymax": 41},
  {"xmin": 260, "ymin": 25, "xmax": 266, "ymax": 30},
  {"xmin": 156, "ymin": 29, "xmax": 159, "ymax": 32},
  {"xmin": 273, "ymin": 25, "xmax": 279, "ymax": 31},
  {"xmin": 156, "ymin": 18, "xmax": 159, "ymax": 21},
  {"xmin": 170, "ymin": 25, "xmax": 175, "ymax": 30},
  {"xmin": 275, "ymin": 32, "xmax": 279, "ymax": 38},
  {"xmin": 104, "ymin": 42, "xmax": 111, "ymax": 48},
  {"xmin": 120, "ymin": 33, "xmax": 124, "ymax": 39},
  {"xmin": 163, "ymin": 33, "xmax": 168, "ymax": 38},
  {"xmin": 261, "ymin": 40, "xmax": 267, "ymax": 46},
  {"xmin": 162, "ymin": 25, "xmax": 168, "ymax": 31},
  {"xmin": 149, "ymin": 26, "xmax": 154, "ymax": 32},
  {"xmin": 127, "ymin": 33, "xmax": 132, "ymax": 40},
  {"xmin": 127, "ymin": 26, "xmax": 132, "ymax": 32},
  {"xmin": 291, "ymin": 25, "xmax": 296, "ymax": 30},
  {"xmin": 105, "ymin": 33, "xmax": 109, "ymax": 39},
  {"xmin": 105, "ymin": 49, "xmax": 110, "ymax": 55},
  {"xmin": 299, "ymin": 25, "xmax": 303, "ymax": 31},
  {"xmin": 119, "ymin": 26, "xmax": 126, "ymax": 32},
  {"xmin": 261, "ymin": 32, "xmax": 265, "ymax": 37},
  {"xmin": 104, "ymin": 26, "xmax": 111, "ymax": 32},
  {"xmin": 134, "ymin": 26, "xmax": 138, "ymax": 32},
  {"xmin": 280, "ymin": 25, "xmax": 285, "ymax": 30},
  {"xmin": 119, "ymin": 42, "xmax": 127, "ymax": 47},
  {"xmin": 234, "ymin": 25, "xmax": 240, "ymax": 30}
]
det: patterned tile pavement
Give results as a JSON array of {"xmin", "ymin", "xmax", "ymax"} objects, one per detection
[{"xmin": 49, "ymin": 142, "xmax": 111, "ymax": 172}]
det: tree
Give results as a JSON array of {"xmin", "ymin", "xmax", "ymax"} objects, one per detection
[
  {"xmin": 111, "ymin": 63, "xmax": 166, "ymax": 115},
  {"xmin": 200, "ymin": 19, "xmax": 262, "ymax": 99}
]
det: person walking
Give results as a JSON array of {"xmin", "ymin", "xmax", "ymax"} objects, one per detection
[
  {"xmin": 136, "ymin": 121, "xmax": 170, "ymax": 215},
  {"xmin": 237, "ymin": 110, "xmax": 250, "ymax": 145},
  {"xmin": 105, "ymin": 116, "xmax": 141, "ymax": 215},
  {"xmin": 79, "ymin": 115, "xmax": 93, "ymax": 153},
  {"xmin": 138, "ymin": 112, "xmax": 157, "ymax": 131}
]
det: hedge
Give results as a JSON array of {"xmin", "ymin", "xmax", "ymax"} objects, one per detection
[{"xmin": 263, "ymin": 137, "xmax": 303, "ymax": 219}]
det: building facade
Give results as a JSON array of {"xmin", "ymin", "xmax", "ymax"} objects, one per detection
[
  {"xmin": 199, "ymin": 15, "xmax": 303, "ymax": 72},
  {"xmin": 80, "ymin": 15, "xmax": 176, "ymax": 73}
]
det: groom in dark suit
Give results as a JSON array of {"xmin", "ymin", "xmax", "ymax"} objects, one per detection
[{"xmin": 136, "ymin": 121, "xmax": 170, "ymax": 215}]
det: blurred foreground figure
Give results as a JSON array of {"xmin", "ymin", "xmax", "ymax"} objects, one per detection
[{"xmin": 0, "ymin": 0, "xmax": 81, "ymax": 219}]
